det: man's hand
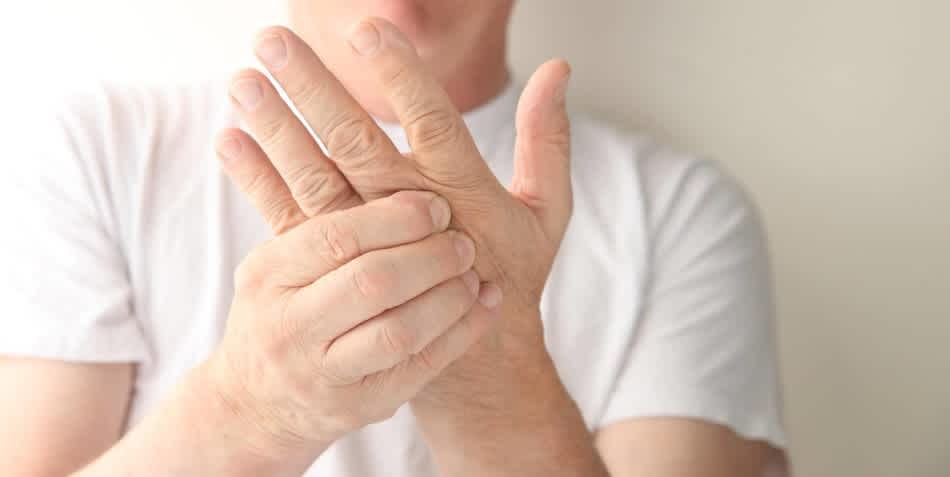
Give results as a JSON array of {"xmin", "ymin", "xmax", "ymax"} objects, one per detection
[
  {"xmin": 236, "ymin": 20, "xmax": 572, "ymax": 314},
  {"xmin": 199, "ymin": 189, "xmax": 497, "ymax": 466},
  {"xmin": 222, "ymin": 18, "xmax": 607, "ymax": 476}
]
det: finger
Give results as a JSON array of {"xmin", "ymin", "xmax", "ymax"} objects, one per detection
[
  {"xmin": 286, "ymin": 230, "xmax": 477, "ymax": 341},
  {"xmin": 368, "ymin": 285, "xmax": 502, "ymax": 404},
  {"xmin": 512, "ymin": 60, "xmax": 574, "ymax": 242},
  {"xmin": 229, "ymin": 68, "xmax": 361, "ymax": 216},
  {"xmin": 216, "ymin": 128, "xmax": 307, "ymax": 235},
  {"xmin": 323, "ymin": 270, "xmax": 480, "ymax": 380},
  {"xmin": 242, "ymin": 190, "xmax": 453, "ymax": 289},
  {"xmin": 346, "ymin": 18, "xmax": 503, "ymax": 193},
  {"xmin": 253, "ymin": 26, "xmax": 413, "ymax": 200}
]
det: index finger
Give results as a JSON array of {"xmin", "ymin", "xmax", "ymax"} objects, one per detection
[{"xmin": 247, "ymin": 190, "xmax": 452, "ymax": 289}]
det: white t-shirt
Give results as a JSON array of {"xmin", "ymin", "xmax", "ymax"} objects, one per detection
[{"xmin": 1, "ymin": 80, "xmax": 787, "ymax": 475}]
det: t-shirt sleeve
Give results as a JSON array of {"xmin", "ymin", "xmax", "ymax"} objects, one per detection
[
  {"xmin": 599, "ymin": 152, "xmax": 786, "ymax": 449},
  {"xmin": 0, "ymin": 90, "xmax": 149, "ymax": 363}
]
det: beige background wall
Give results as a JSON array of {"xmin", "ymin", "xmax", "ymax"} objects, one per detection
[
  {"xmin": 3, "ymin": 1, "xmax": 949, "ymax": 476},
  {"xmin": 510, "ymin": 2, "xmax": 950, "ymax": 476}
]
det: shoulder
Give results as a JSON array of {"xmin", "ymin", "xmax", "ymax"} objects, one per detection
[
  {"xmin": 568, "ymin": 113, "xmax": 761, "ymax": 236},
  {"xmin": 8, "ymin": 79, "xmax": 235, "ymax": 163},
  {"xmin": 1, "ymin": 79, "xmax": 237, "ymax": 233}
]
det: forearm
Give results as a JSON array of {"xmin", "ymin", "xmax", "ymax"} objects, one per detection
[
  {"xmin": 412, "ymin": 335, "xmax": 610, "ymax": 477},
  {"xmin": 74, "ymin": 363, "xmax": 323, "ymax": 477}
]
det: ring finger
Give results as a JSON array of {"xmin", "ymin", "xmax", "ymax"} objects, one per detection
[{"xmin": 322, "ymin": 270, "xmax": 481, "ymax": 380}]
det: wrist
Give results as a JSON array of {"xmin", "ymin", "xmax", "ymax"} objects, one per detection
[
  {"xmin": 412, "ymin": 354, "xmax": 596, "ymax": 475},
  {"xmin": 411, "ymin": 342, "xmax": 564, "ymax": 432},
  {"xmin": 182, "ymin": 358, "xmax": 327, "ymax": 475}
]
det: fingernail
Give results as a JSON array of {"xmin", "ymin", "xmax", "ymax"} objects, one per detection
[
  {"xmin": 349, "ymin": 21, "xmax": 381, "ymax": 56},
  {"xmin": 230, "ymin": 78, "xmax": 263, "ymax": 111},
  {"xmin": 478, "ymin": 284, "xmax": 503, "ymax": 309},
  {"xmin": 554, "ymin": 71, "xmax": 572, "ymax": 105},
  {"xmin": 429, "ymin": 196, "xmax": 451, "ymax": 230},
  {"xmin": 461, "ymin": 270, "xmax": 480, "ymax": 296},
  {"xmin": 216, "ymin": 136, "xmax": 243, "ymax": 162},
  {"xmin": 255, "ymin": 34, "xmax": 288, "ymax": 69},
  {"xmin": 453, "ymin": 233, "xmax": 475, "ymax": 263}
]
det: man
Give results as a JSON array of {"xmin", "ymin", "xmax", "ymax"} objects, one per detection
[{"xmin": 0, "ymin": 1, "xmax": 788, "ymax": 476}]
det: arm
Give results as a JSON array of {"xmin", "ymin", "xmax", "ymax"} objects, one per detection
[
  {"xmin": 0, "ymin": 359, "xmax": 133, "ymax": 476},
  {"xmin": 0, "ymin": 358, "xmax": 330, "ymax": 477},
  {"xmin": 591, "ymin": 157, "xmax": 787, "ymax": 476},
  {"xmin": 73, "ymin": 363, "xmax": 317, "ymax": 477},
  {"xmin": 409, "ymin": 326, "xmax": 610, "ymax": 477},
  {"xmin": 596, "ymin": 419, "xmax": 777, "ymax": 476},
  {"xmin": 3, "ymin": 191, "xmax": 495, "ymax": 476}
]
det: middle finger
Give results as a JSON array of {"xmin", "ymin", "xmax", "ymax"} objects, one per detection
[
  {"xmin": 253, "ymin": 27, "xmax": 418, "ymax": 200},
  {"xmin": 229, "ymin": 68, "xmax": 360, "ymax": 216}
]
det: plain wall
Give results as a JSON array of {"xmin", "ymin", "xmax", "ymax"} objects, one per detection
[{"xmin": 3, "ymin": 2, "xmax": 949, "ymax": 476}]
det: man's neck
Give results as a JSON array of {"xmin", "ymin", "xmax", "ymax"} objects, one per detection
[{"xmin": 439, "ymin": 31, "xmax": 511, "ymax": 115}]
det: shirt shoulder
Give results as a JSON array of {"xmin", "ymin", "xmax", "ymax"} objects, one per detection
[
  {"xmin": 11, "ymin": 79, "xmax": 234, "ymax": 167},
  {"xmin": 567, "ymin": 113, "xmax": 758, "ymax": 239}
]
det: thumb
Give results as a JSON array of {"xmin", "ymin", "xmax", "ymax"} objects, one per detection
[{"xmin": 511, "ymin": 59, "xmax": 574, "ymax": 242}]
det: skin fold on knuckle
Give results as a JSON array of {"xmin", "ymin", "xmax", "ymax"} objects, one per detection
[
  {"xmin": 255, "ymin": 114, "xmax": 294, "ymax": 149},
  {"xmin": 317, "ymin": 352, "xmax": 360, "ymax": 388},
  {"xmin": 233, "ymin": 247, "xmax": 271, "ymax": 292},
  {"xmin": 412, "ymin": 344, "xmax": 442, "ymax": 377},
  {"xmin": 378, "ymin": 316, "xmax": 415, "ymax": 363},
  {"xmin": 349, "ymin": 260, "xmax": 395, "ymax": 305},
  {"xmin": 313, "ymin": 213, "xmax": 361, "ymax": 267},
  {"xmin": 262, "ymin": 198, "xmax": 304, "ymax": 235},
  {"xmin": 405, "ymin": 108, "xmax": 463, "ymax": 153},
  {"xmin": 285, "ymin": 162, "xmax": 332, "ymax": 208},
  {"xmin": 324, "ymin": 116, "xmax": 383, "ymax": 168},
  {"xmin": 283, "ymin": 75, "xmax": 328, "ymax": 112}
]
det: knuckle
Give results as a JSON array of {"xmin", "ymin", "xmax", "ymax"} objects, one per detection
[
  {"xmin": 286, "ymin": 163, "xmax": 332, "ymax": 209},
  {"xmin": 350, "ymin": 261, "xmax": 394, "ymax": 302},
  {"xmin": 324, "ymin": 117, "xmax": 383, "ymax": 166},
  {"xmin": 413, "ymin": 346, "xmax": 440, "ymax": 375},
  {"xmin": 238, "ymin": 163, "xmax": 272, "ymax": 196},
  {"xmin": 258, "ymin": 319, "xmax": 299, "ymax": 371},
  {"xmin": 263, "ymin": 199, "xmax": 303, "ymax": 235},
  {"xmin": 314, "ymin": 213, "xmax": 361, "ymax": 266},
  {"xmin": 234, "ymin": 248, "xmax": 268, "ymax": 291},
  {"xmin": 317, "ymin": 355, "xmax": 358, "ymax": 387},
  {"xmin": 284, "ymin": 77, "xmax": 326, "ymax": 111},
  {"xmin": 255, "ymin": 115, "xmax": 293, "ymax": 148},
  {"xmin": 379, "ymin": 317, "xmax": 414, "ymax": 361},
  {"xmin": 405, "ymin": 108, "xmax": 463, "ymax": 152}
]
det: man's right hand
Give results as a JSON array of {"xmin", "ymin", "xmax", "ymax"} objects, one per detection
[{"xmin": 198, "ymin": 190, "xmax": 499, "ymax": 463}]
